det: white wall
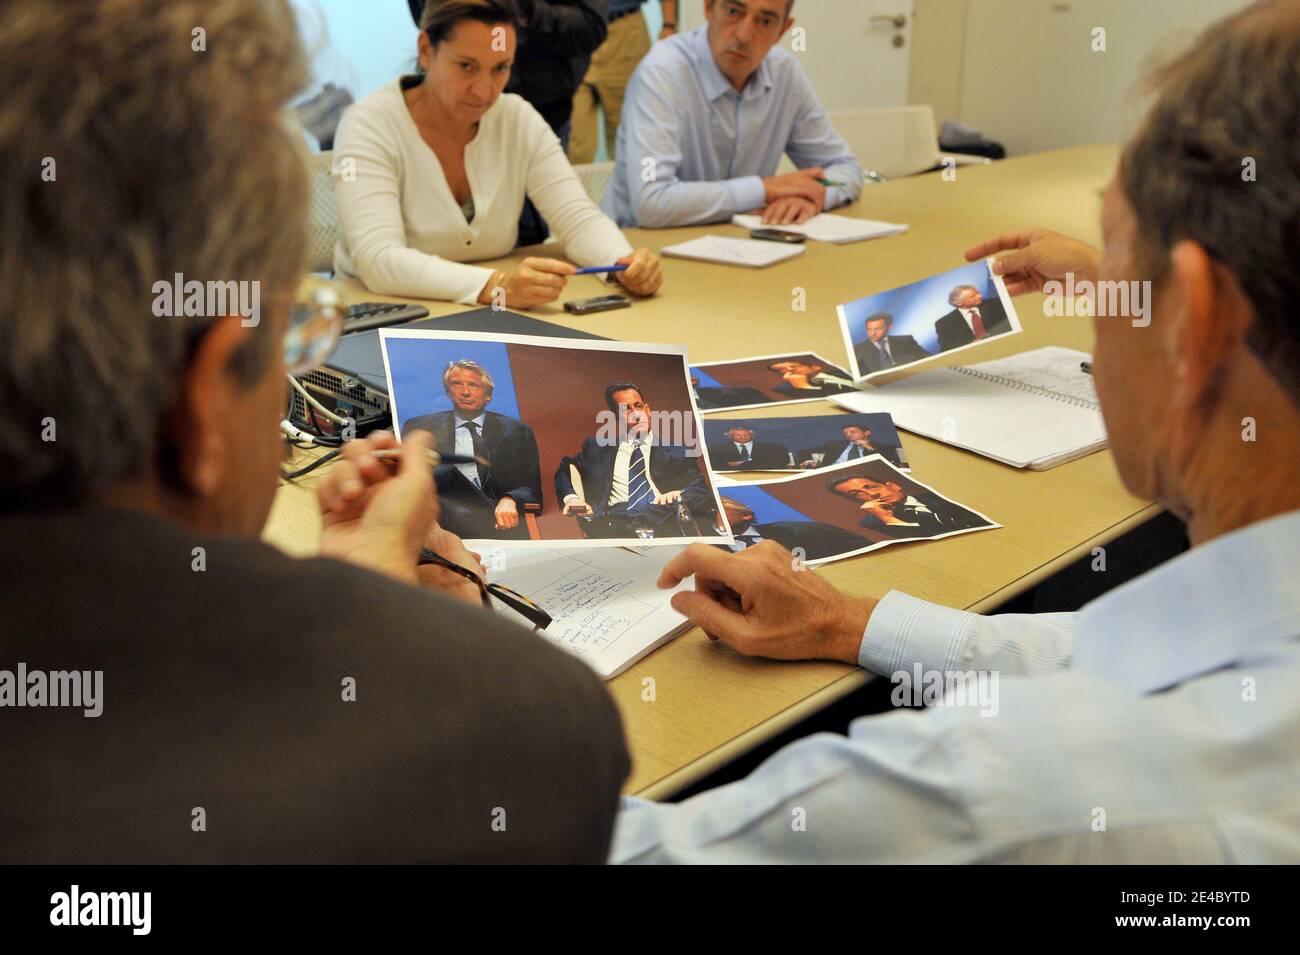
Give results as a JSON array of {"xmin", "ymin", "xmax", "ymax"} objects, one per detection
[
  {"xmin": 293, "ymin": 0, "xmax": 672, "ymax": 108},
  {"xmin": 956, "ymin": 0, "xmax": 1252, "ymax": 155}
]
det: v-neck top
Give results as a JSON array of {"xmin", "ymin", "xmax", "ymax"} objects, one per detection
[{"xmin": 333, "ymin": 78, "xmax": 632, "ymax": 304}]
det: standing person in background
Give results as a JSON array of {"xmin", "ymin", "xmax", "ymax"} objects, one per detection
[{"xmin": 569, "ymin": 0, "xmax": 679, "ymax": 165}]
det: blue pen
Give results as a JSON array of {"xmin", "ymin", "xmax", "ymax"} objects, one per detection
[{"xmin": 573, "ymin": 264, "xmax": 629, "ymax": 275}]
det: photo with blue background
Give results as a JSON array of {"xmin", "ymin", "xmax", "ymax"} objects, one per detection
[
  {"xmin": 841, "ymin": 261, "xmax": 997, "ymax": 355},
  {"xmin": 384, "ymin": 338, "xmax": 520, "ymax": 431},
  {"xmin": 704, "ymin": 413, "xmax": 904, "ymax": 464}
]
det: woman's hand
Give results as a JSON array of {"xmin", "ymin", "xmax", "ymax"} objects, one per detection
[
  {"xmin": 614, "ymin": 247, "xmax": 663, "ymax": 297},
  {"xmin": 481, "ymin": 257, "xmax": 577, "ymax": 309}
]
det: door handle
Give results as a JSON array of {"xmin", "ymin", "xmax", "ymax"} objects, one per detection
[{"xmin": 870, "ymin": 13, "xmax": 907, "ymax": 29}]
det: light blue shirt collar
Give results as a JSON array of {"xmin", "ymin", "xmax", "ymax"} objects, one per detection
[
  {"xmin": 686, "ymin": 25, "xmax": 774, "ymax": 103},
  {"xmin": 1073, "ymin": 509, "xmax": 1300, "ymax": 694}
]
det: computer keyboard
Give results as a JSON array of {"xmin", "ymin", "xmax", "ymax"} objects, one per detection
[{"xmin": 343, "ymin": 301, "xmax": 431, "ymax": 334}]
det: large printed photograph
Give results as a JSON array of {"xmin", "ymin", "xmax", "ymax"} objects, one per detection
[{"xmin": 379, "ymin": 330, "xmax": 732, "ymax": 547}]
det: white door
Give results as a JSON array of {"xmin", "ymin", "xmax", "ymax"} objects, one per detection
[{"xmin": 679, "ymin": 0, "xmax": 914, "ymax": 111}]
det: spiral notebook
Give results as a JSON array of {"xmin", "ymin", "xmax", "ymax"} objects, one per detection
[{"xmin": 832, "ymin": 346, "xmax": 1107, "ymax": 470}]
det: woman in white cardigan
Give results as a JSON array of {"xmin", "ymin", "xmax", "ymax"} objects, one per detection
[{"xmin": 333, "ymin": 0, "xmax": 662, "ymax": 308}]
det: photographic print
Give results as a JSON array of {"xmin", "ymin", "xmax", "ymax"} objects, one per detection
[
  {"xmin": 702, "ymin": 412, "xmax": 909, "ymax": 472},
  {"xmin": 838, "ymin": 260, "xmax": 1022, "ymax": 382},
  {"xmin": 690, "ymin": 352, "xmax": 860, "ymax": 412},
  {"xmin": 379, "ymin": 330, "xmax": 732, "ymax": 548},
  {"xmin": 718, "ymin": 455, "xmax": 998, "ymax": 566}
]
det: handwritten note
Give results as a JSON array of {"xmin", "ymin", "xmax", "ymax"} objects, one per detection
[{"xmin": 482, "ymin": 547, "xmax": 693, "ymax": 678}]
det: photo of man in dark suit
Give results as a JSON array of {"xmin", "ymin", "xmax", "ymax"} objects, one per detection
[
  {"xmin": 800, "ymin": 424, "xmax": 903, "ymax": 469},
  {"xmin": 934, "ymin": 284, "xmax": 1012, "ymax": 352},
  {"xmin": 827, "ymin": 474, "xmax": 988, "ymax": 538},
  {"xmin": 707, "ymin": 425, "xmax": 793, "ymax": 471},
  {"xmin": 767, "ymin": 359, "xmax": 858, "ymax": 399},
  {"xmin": 556, "ymin": 381, "xmax": 717, "ymax": 539},
  {"xmin": 720, "ymin": 499, "xmax": 866, "ymax": 563},
  {"xmin": 853, "ymin": 313, "xmax": 931, "ymax": 374},
  {"xmin": 403, "ymin": 360, "xmax": 542, "ymax": 540},
  {"xmin": 691, "ymin": 375, "xmax": 772, "ymax": 410}
]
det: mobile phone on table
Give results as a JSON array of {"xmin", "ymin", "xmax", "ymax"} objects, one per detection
[
  {"xmin": 750, "ymin": 228, "xmax": 806, "ymax": 243},
  {"xmin": 564, "ymin": 294, "xmax": 632, "ymax": 315}
]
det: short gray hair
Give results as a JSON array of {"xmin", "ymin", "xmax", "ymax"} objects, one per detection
[
  {"xmin": 443, "ymin": 360, "xmax": 495, "ymax": 396},
  {"xmin": 948, "ymin": 285, "xmax": 980, "ymax": 307},
  {"xmin": 0, "ymin": 0, "xmax": 309, "ymax": 507}
]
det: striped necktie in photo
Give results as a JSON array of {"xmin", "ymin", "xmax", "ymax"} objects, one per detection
[{"xmin": 627, "ymin": 447, "xmax": 653, "ymax": 509}]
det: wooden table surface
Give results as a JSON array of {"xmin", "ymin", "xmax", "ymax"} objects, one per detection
[{"xmin": 264, "ymin": 143, "xmax": 1156, "ymax": 797}]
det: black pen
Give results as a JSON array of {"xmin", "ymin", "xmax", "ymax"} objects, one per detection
[
  {"xmin": 1080, "ymin": 361, "xmax": 1093, "ymax": 374},
  {"xmin": 372, "ymin": 449, "xmax": 489, "ymax": 468}
]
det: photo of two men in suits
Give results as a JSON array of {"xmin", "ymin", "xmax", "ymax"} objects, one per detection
[
  {"xmin": 839, "ymin": 260, "xmax": 1021, "ymax": 382},
  {"xmin": 701, "ymin": 413, "xmax": 908, "ymax": 474},
  {"xmin": 556, "ymin": 381, "xmax": 720, "ymax": 540},
  {"xmin": 385, "ymin": 332, "xmax": 728, "ymax": 547}
]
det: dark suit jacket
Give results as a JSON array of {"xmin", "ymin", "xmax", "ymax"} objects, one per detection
[
  {"xmin": 695, "ymin": 385, "xmax": 772, "ymax": 410},
  {"xmin": 404, "ymin": 410, "xmax": 542, "ymax": 538},
  {"xmin": 802, "ymin": 439, "xmax": 903, "ymax": 469},
  {"xmin": 555, "ymin": 437, "xmax": 715, "ymax": 519},
  {"xmin": 748, "ymin": 521, "xmax": 868, "ymax": 562},
  {"xmin": 857, "ymin": 492, "xmax": 988, "ymax": 538},
  {"xmin": 854, "ymin": 334, "xmax": 931, "ymax": 374},
  {"xmin": 772, "ymin": 376, "xmax": 858, "ymax": 399},
  {"xmin": 934, "ymin": 297, "xmax": 1011, "ymax": 352},
  {"xmin": 707, "ymin": 440, "xmax": 792, "ymax": 471},
  {"xmin": 0, "ymin": 507, "xmax": 629, "ymax": 863}
]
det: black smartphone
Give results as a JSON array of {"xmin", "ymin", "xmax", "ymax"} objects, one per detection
[
  {"xmin": 750, "ymin": 228, "xmax": 806, "ymax": 243},
  {"xmin": 564, "ymin": 294, "xmax": 632, "ymax": 315}
]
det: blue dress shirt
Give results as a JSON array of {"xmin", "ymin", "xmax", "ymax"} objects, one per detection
[
  {"xmin": 602, "ymin": 26, "xmax": 863, "ymax": 228},
  {"xmin": 612, "ymin": 509, "xmax": 1300, "ymax": 862}
]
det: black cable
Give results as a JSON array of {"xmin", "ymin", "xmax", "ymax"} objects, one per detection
[{"xmin": 280, "ymin": 448, "xmax": 341, "ymax": 481}]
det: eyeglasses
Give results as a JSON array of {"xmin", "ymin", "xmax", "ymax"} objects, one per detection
[
  {"xmin": 417, "ymin": 549, "xmax": 553, "ymax": 632},
  {"xmin": 284, "ymin": 279, "xmax": 345, "ymax": 375}
]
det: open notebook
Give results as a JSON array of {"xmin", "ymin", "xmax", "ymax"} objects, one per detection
[
  {"xmin": 732, "ymin": 213, "xmax": 908, "ymax": 244},
  {"xmin": 482, "ymin": 546, "xmax": 692, "ymax": 679},
  {"xmin": 833, "ymin": 346, "xmax": 1107, "ymax": 470}
]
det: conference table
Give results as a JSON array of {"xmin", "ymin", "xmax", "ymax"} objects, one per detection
[{"xmin": 265, "ymin": 143, "xmax": 1156, "ymax": 798}]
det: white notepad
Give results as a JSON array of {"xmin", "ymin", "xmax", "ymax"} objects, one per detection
[
  {"xmin": 482, "ymin": 546, "xmax": 692, "ymax": 679},
  {"xmin": 731, "ymin": 213, "xmax": 908, "ymax": 245},
  {"xmin": 833, "ymin": 346, "xmax": 1108, "ymax": 470},
  {"xmin": 660, "ymin": 234, "xmax": 806, "ymax": 268}
]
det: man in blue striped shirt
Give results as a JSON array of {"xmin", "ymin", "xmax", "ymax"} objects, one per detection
[
  {"xmin": 613, "ymin": 0, "xmax": 1300, "ymax": 863},
  {"xmin": 603, "ymin": 0, "xmax": 862, "ymax": 228}
]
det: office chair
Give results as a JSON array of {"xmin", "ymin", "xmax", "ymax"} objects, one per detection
[
  {"xmin": 572, "ymin": 161, "xmax": 615, "ymax": 206},
  {"xmin": 307, "ymin": 150, "xmax": 339, "ymax": 274}
]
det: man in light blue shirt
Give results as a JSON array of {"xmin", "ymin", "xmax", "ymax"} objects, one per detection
[
  {"xmin": 612, "ymin": 1, "xmax": 1300, "ymax": 863},
  {"xmin": 603, "ymin": 0, "xmax": 862, "ymax": 228}
]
